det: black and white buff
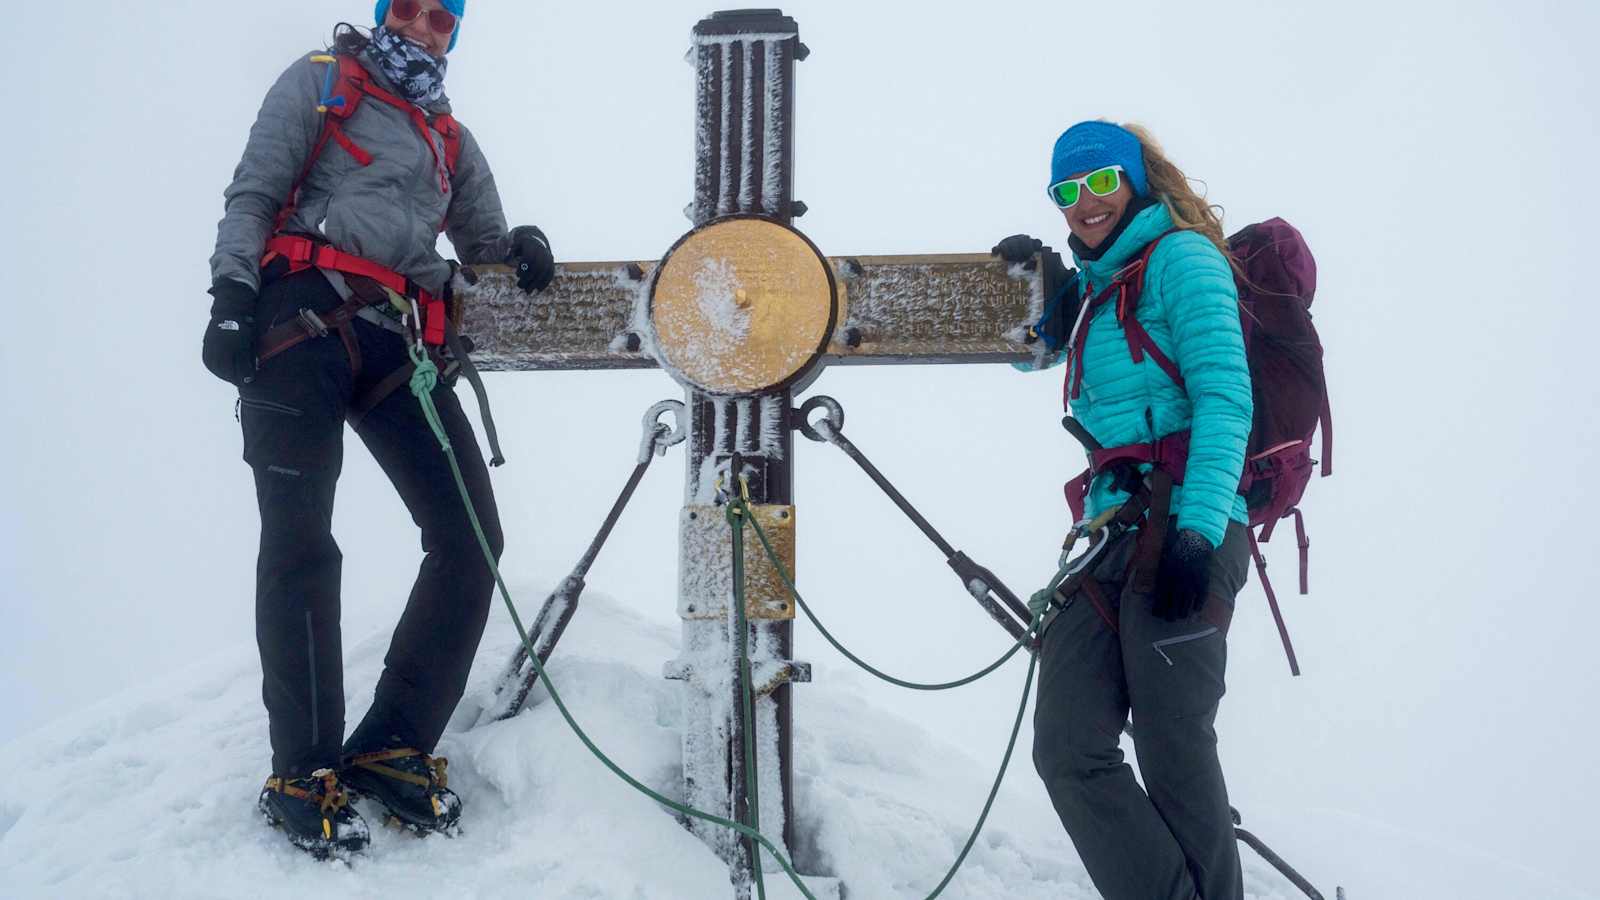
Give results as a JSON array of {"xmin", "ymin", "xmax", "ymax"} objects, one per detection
[{"xmin": 369, "ymin": 26, "xmax": 449, "ymax": 106}]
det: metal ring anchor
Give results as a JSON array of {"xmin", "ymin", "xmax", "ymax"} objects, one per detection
[
  {"xmin": 794, "ymin": 395, "xmax": 844, "ymax": 444},
  {"xmin": 639, "ymin": 399, "xmax": 690, "ymax": 463}
]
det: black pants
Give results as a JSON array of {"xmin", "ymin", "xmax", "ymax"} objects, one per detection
[
  {"xmin": 238, "ymin": 270, "xmax": 503, "ymax": 778},
  {"xmin": 1032, "ymin": 520, "xmax": 1251, "ymax": 900}
]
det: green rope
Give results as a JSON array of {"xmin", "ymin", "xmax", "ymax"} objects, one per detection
[
  {"xmin": 407, "ymin": 347, "xmax": 1044, "ymax": 899},
  {"xmin": 726, "ymin": 493, "xmax": 768, "ymax": 900},
  {"xmin": 740, "ymin": 498, "xmax": 1045, "ymax": 898},
  {"xmin": 743, "ymin": 509, "xmax": 1034, "ymax": 691},
  {"xmin": 404, "ymin": 348, "xmax": 815, "ymax": 897}
]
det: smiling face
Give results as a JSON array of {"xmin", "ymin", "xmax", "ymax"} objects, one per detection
[
  {"xmin": 1060, "ymin": 170, "xmax": 1134, "ymax": 250},
  {"xmin": 385, "ymin": 0, "xmax": 454, "ymax": 59}
]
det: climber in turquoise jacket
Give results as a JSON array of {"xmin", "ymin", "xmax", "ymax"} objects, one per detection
[
  {"xmin": 1068, "ymin": 201, "xmax": 1251, "ymax": 549},
  {"xmin": 995, "ymin": 121, "xmax": 1255, "ymax": 900}
]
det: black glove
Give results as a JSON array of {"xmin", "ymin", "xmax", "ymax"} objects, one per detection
[
  {"xmin": 507, "ymin": 225, "xmax": 555, "ymax": 293},
  {"xmin": 993, "ymin": 234, "xmax": 1076, "ymax": 351},
  {"xmin": 201, "ymin": 279, "xmax": 259, "ymax": 386},
  {"xmin": 1151, "ymin": 528, "xmax": 1214, "ymax": 622},
  {"xmin": 991, "ymin": 233, "xmax": 1044, "ymax": 263}
]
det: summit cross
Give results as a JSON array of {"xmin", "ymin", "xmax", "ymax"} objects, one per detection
[{"xmin": 462, "ymin": 9, "xmax": 1046, "ymax": 896}]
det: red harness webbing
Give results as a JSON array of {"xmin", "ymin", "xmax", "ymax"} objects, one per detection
[
  {"xmin": 264, "ymin": 235, "xmax": 448, "ymax": 346},
  {"xmin": 263, "ymin": 54, "xmax": 463, "ymax": 346}
]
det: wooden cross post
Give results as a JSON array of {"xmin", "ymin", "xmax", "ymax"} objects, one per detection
[{"xmin": 466, "ymin": 9, "xmax": 1045, "ymax": 895}]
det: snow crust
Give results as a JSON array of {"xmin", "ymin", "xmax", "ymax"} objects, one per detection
[
  {"xmin": 693, "ymin": 258, "xmax": 754, "ymax": 345},
  {"xmin": 692, "ymin": 33, "xmax": 799, "ymax": 46},
  {"xmin": 0, "ymin": 590, "xmax": 1314, "ymax": 899}
]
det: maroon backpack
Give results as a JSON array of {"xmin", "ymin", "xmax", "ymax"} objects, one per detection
[
  {"xmin": 1068, "ymin": 217, "xmax": 1331, "ymax": 674},
  {"xmin": 1229, "ymin": 218, "xmax": 1331, "ymax": 674}
]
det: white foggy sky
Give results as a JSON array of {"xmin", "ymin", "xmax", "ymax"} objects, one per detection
[{"xmin": 2, "ymin": 1, "xmax": 1597, "ymax": 896}]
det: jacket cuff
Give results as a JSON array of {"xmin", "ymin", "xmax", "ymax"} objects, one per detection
[{"xmin": 208, "ymin": 278, "xmax": 258, "ymax": 317}]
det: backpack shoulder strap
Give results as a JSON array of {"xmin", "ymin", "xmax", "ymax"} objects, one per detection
[
  {"xmin": 272, "ymin": 54, "xmax": 372, "ymax": 234},
  {"xmin": 323, "ymin": 54, "xmax": 369, "ymax": 119},
  {"xmin": 431, "ymin": 113, "xmax": 463, "ymax": 178},
  {"xmin": 1110, "ymin": 228, "xmax": 1186, "ymax": 388}
]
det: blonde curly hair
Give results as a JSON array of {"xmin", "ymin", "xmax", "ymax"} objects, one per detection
[{"xmin": 1120, "ymin": 122, "xmax": 1230, "ymax": 259}]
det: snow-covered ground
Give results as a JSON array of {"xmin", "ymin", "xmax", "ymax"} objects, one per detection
[{"xmin": 0, "ymin": 588, "xmax": 1335, "ymax": 900}]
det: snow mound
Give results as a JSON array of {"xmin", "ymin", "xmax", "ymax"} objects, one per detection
[{"xmin": 0, "ymin": 587, "xmax": 1305, "ymax": 899}]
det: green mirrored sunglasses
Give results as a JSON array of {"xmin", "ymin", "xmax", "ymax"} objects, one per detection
[{"xmin": 1047, "ymin": 165, "xmax": 1125, "ymax": 209}]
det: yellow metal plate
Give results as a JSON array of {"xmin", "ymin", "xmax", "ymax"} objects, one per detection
[
  {"xmin": 651, "ymin": 217, "xmax": 837, "ymax": 395},
  {"xmin": 679, "ymin": 504, "xmax": 797, "ymax": 621}
]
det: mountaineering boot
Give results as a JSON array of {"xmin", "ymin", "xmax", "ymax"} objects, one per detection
[
  {"xmin": 258, "ymin": 769, "xmax": 371, "ymax": 858},
  {"xmin": 342, "ymin": 747, "xmax": 462, "ymax": 835}
]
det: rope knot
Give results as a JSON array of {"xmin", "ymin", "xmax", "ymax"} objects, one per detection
[{"xmin": 408, "ymin": 349, "xmax": 441, "ymax": 396}]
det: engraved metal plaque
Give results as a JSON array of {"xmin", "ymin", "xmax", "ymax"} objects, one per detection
[
  {"xmin": 457, "ymin": 262, "xmax": 657, "ymax": 372},
  {"xmin": 826, "ymin": 254, "xmax": 1041, "ymax": 366},
  {"xmin": 651, "ymin": 217, "xmax": 839, "ymax": 395}
]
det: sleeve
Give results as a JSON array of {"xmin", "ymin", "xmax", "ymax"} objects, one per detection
[
  {"xmin": 444, "ymin": 124, "xmax": 512, "ymax": 267},
  {"xmin": 208, "ymin": 55, "xmax": 325, "ymax": 294},
  {"xmin": 1154, "ymin": 232, "xmax": 1253, "ymax": 548}
]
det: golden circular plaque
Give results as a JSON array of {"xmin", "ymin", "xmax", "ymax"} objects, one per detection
[{"xmin": 649, "ymin": 216, "xmax": 838, "ymax": 395}]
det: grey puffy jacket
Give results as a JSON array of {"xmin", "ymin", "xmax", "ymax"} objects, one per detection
[{"xmin": 210, "ymin": 47, "xmax": 511, "ymax": 297}]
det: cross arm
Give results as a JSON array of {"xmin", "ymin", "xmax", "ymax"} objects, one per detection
[
  {"xmin": 825, "ymin": 253, "xmax": 1043, "ymax": 366},
  {"xmin": 457, "ymin": 262, "xmax": 658, "ymax": 372},
  {"xmin": 457, "ymin": 253, "xmax": 1045, "ymax": 373}
]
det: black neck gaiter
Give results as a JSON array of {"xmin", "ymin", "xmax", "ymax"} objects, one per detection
[{"xmin": 1069, "ymin": 194, "xmax": 1159, "ymax": 262}]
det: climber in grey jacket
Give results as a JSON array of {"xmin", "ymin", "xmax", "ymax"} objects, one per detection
[{"xmin": 201, "ymin": 1, "xmax": 554, "ymax": 859}]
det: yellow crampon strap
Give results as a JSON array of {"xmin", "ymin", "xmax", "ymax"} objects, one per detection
[
  {"xmin": 349, "ymin": 748, "xmax": 449, "ymax": 790},
  {"xmin": 263, "ymin": 768, "xmax": 349, "ymax": 826}
]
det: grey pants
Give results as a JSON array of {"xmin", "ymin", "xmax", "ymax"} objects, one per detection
[{"xmin": 1032, "ymin": 520, "xmax": 1251, "ymax": 900}]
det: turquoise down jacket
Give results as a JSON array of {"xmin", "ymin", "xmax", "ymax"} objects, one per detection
[{"xmin": 1063, "ymin": 203, "xmax": 1253, "ymax": 548}]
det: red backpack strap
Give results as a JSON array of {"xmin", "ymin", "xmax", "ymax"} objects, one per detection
[
  {"xmin": 342, "ymin": 67, "xmax": 452, "ymax": 194},
  {"xmin": 323, "ymin": 57, "xmax": 375, "ymax": 163},
  {"xmin": 328, "ymin": 55, "xmax": 369, "ymax": 117},
  {"xmin": 429, "ymin": 113, "xmax": 463, "ymax": 233},
  {"xmin": 431, "ymin": 113, "xmax": 463, "ymax": 178},
  {"xmin": 270, "ymin": 55, "xmax": 372, "ymax": 235}
]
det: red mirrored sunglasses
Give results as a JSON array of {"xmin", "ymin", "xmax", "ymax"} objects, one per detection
[{"xmin": 389, "ymin": 0, "xmax": 458, "ymax": 36}]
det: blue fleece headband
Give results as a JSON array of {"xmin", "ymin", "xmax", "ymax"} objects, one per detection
[
  {"xmin": 1050, "ymin": 121, "xmax": 1148, "ymax": 197},
  {"xmin": 375, "ymin": 0, "xmax": 465, "ymax": 52}
]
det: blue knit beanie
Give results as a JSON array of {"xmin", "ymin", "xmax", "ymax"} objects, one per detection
[
  {"xmin": 1050, "ymin": 121, "xmax": 1148, "ymax": 197},
  {"xmin": 375, "ymin": 0, "xmax": 465, "ymax": 52}
]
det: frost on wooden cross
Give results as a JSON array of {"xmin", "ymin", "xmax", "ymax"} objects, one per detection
[{"xmin": 459, "ymin": 9, "xmax": 1045, "ymax": 897}]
